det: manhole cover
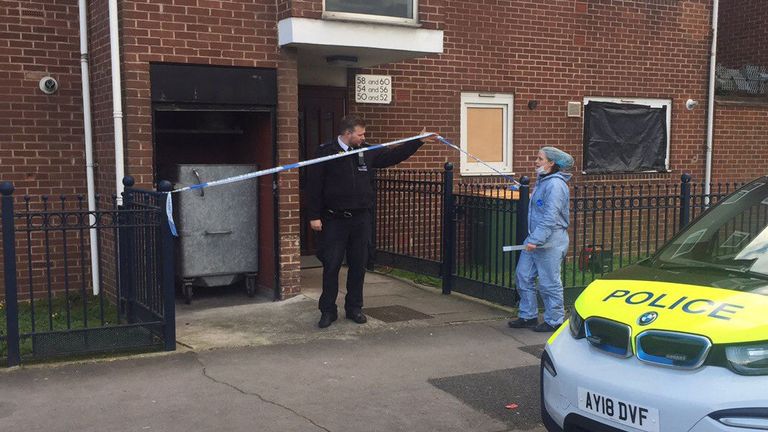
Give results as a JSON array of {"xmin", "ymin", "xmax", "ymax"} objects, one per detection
[{"xmin": 364, "ymin": 305, "xmax": 433, "ymax": 323}]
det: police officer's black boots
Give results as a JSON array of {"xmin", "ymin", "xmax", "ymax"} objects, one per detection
[
  {"xmin": 318, "ymin": 311, "xmax": 338, "ymax": 328},
  {"xmin": 346, "ymin": 309, "xmax": 367, "ymax": 324}
]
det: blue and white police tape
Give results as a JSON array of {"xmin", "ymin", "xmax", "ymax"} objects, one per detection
[
  {"xmin": 163, "ymin": 133, "xmax": 521, "ymax": 237},
  {"xmin": 164, "ymin": 132, "xmax": 436, "ymax": 236},
  {"xmin": 435, "ymin": 135, "xmax": 520, "ymax": 190}
]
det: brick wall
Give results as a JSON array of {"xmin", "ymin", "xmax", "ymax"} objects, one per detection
[
  {"xmin": 281, "ymin": 0, "xmax": 321, "ymax": 20},
  {"xmin": 0, "ymin": 0, "xmax": 90, "ymax": 301},
  {"xmin": 278, "ymin": 0, "xmax": 440, "ymax": 29},
  {"xmin": 713, "ymin": 102, "xmax": 768, "ymax": 182},
  {"xmin": 4, "ymin": 0, "xmax": 765, "ymax": 304},
  {"xmin": 117, "ymin": 0, "xmax": 283, "ymax": 187},
  {"xmin": 277, "ymin": 49, "xmax": 301, "ymax": 298},
  {"xmin": 717, "ymin": 0, "xmax": 768, "ymax": 68},
  {"xmin": 711, "ymin": 0, "xmax": 768, "ymax": 185},
  {"xmin": 116, "ymin": 0, "xmax": 300, "ymax": 296},
  {"xmin": 349, "ymin": 0, "xmax": 713, "ymax": 185},
  {"xmin": 0, "ymin": 0, "xmax": 86, "ymax": 196},
  {"xmin": 2, "ymin": 0, "xmax": 302, "ymax": 301},
  {"xmin": 87, "ymin": 0, "xmax": 118, "ymax": 199}
]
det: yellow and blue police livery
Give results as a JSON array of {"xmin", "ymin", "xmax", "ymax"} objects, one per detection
[{"xmin": 541, "ymin": 177, "xmax": 768, "ymax": 432}]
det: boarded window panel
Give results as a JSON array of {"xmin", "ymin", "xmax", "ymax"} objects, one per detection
[
  {"xmin": 583, "ymin": 101, "xmax": 667, "ymax": 173},
  {"xmin": 467, "ymin": 107, "xmax": 504, "ymax": 163}
]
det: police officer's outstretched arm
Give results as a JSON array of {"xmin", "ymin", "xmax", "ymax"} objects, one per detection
[
  {"xmin": 371, "ymin": 129, "xmax": 436, "ymax": 168},
  {"xmin": 307, "ymin": 146, "xmax": 328, "ymax": 232},
  {"xmin": 526, "ymin": 181, "xmax": 569, "ymax": 247}
]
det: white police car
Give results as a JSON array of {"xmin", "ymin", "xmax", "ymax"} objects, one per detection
[{"xmin": 542, "ymin": 178, "xmax": 768, "ymax": 431}]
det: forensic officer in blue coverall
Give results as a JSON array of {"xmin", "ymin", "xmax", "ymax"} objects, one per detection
[{"xmin": 508, "ymin": 147, "xmax": 574, "ymax": 332}]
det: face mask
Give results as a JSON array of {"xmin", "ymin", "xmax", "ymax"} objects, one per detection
[{"xmin": 535, "ymin": 166, "xmax": 548, "ymax": 175}]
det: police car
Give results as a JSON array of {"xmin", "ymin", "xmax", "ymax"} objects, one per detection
[{"xmin": 542, "ymin": 178, "xmax": 768, "ymax": 432}]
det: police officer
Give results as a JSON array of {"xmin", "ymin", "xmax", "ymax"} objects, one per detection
[{"xmin": 307, "ymin": 115, "xmax": 436, "ymax": 328}]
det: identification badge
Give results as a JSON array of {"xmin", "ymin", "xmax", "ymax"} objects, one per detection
[{"xmin": 357, "ymin": 152, "xmax": 368, "ymax": 171}]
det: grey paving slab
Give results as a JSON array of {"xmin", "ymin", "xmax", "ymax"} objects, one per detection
[
  {"xmin": 177, "ymin": 268, "xmax": 515, "ymax": 350},
  {"xmin": 1, "ymin": 267, "xmax": 551, "ymax": 432},
  {"xmin": 0, "ymin": 353, "xmax": 320, "ymax": 432},
  {"xmin": 196, "ymin": 322, "xmax": 547, "ymax": 432}
]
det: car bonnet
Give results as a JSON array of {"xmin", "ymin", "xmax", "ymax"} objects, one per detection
[{"xmin": 574, "ymin": 279, "xmax": 768, "ymax": 344}]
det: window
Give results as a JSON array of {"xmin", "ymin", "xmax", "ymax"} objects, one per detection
[
  {"xmin": 583, "ymin": 97, "xmax": 671, "ymax": 174},
  {"xmin": 460, "ymin": 93, "xmax": 514, "ymax": 176},
  {"xmin": 323, "ymin": 0, "xmax": 418, "ymax": 25}
]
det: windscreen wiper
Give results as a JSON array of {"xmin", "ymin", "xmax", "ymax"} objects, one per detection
[{"xmin": 657, "ymin": 261, "xmax": 768, "ymax": 280}]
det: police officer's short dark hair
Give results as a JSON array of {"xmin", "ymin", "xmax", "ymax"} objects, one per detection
[{"xmin": 339, "ymin": 115, "xmax": 366, "ymax": 135}]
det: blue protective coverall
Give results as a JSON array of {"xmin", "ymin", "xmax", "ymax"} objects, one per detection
[{"xmin": 515, "ymin": 171, "xmax": 572, "ymax": 326}]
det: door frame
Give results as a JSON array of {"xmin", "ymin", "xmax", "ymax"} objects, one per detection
[{"xmin": 298, "ymin": 85, "xmax": 348, "ymax": 256}]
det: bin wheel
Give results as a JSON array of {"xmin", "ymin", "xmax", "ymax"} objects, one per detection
[
  {"xmin": 183, "ymin": 283, "xmax": 193, "ymax": 304},
  {"xmin": 246, "ymin": 275, "xmax": 256, "ymax": 298}
]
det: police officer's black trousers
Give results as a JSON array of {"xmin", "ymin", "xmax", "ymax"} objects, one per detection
[{"xmin": 318, "ymin": 211, "xmax": 371, "ymax": 314}]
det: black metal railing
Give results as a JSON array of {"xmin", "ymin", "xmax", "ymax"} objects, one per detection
[
  {"xmin": 373, "ymin": 167, "xmax": 746, "ymax": 307},
  {"xmin": 373, "ymin": 168, "xmax": 445, "ymax": 277},
  {"xmin": 1, "ymin": 177, "xmax": 175, "ymax": 367},
  {"xmin": 561, "ymin": 176, "xmax": 743, "ymax": 302},
  {"xmin": 450, "ymin": 179, "xmax": 522, "ymax": 305}
]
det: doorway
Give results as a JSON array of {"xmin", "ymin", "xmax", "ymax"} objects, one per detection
[
  {"xmin": 298, "ymin": 86, "xmax": 347, "ymax": 256},
  {"xmin": 149, "ymin": 63, "xmax": 279, "ymax": 301}
]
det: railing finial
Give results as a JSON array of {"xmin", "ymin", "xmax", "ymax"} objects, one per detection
[{"xmin": 0, "ymin": 181, "xmax": 15, "ymax": 196}]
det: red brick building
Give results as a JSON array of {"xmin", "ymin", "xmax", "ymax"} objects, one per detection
[
  {"xmin": 1, "ymin": 0, "xmax": 766, "ymax": 299},
  {"xmin": 712, "ymin": 0, "xmax": 768, "ymax": 181}
]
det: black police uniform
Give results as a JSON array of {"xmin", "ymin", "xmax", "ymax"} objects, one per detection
[{"xmin": 307, "ymin": 137, "xmax": 424, "ymax": 315}]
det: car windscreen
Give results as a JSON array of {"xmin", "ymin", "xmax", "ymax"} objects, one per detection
[{"xmin": 653, "ymin": 179, "xmax": 768, "ymax": 281}]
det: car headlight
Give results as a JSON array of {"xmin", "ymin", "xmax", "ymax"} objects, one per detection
[
  {"xmin": 726, "ymin": 343, "xmax": 768, "ymax": 375},
  {"xmin": 569, "ymin": 309, "xmax": 585, "ymax": 339}
]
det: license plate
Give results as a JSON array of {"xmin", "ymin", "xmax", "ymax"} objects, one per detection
[{"xmin": 578, "ymin": 387, "xmax": 659, "ymax": 432}]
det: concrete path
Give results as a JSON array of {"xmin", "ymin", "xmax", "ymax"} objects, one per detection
[{"xmin": 0, "ymin": 268, "xmax": 550, "ymax": 432}]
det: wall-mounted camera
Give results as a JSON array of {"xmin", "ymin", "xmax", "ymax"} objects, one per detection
[{"xmin": 39, "ymin": 76, "xmax": 59, "ymax": 94}]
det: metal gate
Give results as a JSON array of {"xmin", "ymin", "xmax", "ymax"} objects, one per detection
[
  {"xmin": 1, "ymin": 177, "xmax": 175, "ymax": 367},
  {"xmin": 374, "ymin": 167, "xmax": 745, "ymax": 308}
]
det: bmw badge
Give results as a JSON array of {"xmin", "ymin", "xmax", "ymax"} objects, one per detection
[{"xmin": 638, "ymin": 311, "xmax": 658, "ymax": 326}]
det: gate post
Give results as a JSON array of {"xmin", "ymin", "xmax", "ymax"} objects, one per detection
[
  {"xmin": 441, "ymin": 163, "xmax": 455, "ymax": 294},
  {"xmin": 679, "ymin": 173, "xmax": 692, "ymax": 230},
  {"xmin": 158, "ymin": 181, "xmax": 176, "ymax": 351},
  {"xmin": 368, "ymin": 173, "xmax": 377, "ymax": 272},
  {"xmin": 119, "ymin": 176, "xmax": 136, "ymax": 323},
  {"xmin": 515, "ymin": 176, "xmax": 531, "ymax": 264},
  {"xmin": 1, "ymin": 182, "xmax": 21, "ymax": 367}
]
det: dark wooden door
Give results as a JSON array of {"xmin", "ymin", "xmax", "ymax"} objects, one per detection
[{"xmin": 299, "ymin": 86, "xmax": 347, "ymax": 255}]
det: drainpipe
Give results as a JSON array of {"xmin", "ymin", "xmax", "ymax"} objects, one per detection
[
  {"xmin": 109, "ymin": 0, "xmax": 126, "ymax": 200},
  {"xmin": 704, "ymin": 0, "xmax": 719, "ymax": 198},
  {"xmin": 78, "ymin": 0, "xmax": 101, "ymax": 295}
]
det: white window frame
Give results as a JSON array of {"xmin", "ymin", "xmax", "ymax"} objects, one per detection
[
  {"xmin": 583, "ymin": 96, "xmax": 672, "ymax": 172},
  {"xmin": 460, "ymin": 93, "xmax": 514, "ymax": 176},
  {"xmin": 322, "ymin": 0, "xmax": 419, "ymax": 26}
]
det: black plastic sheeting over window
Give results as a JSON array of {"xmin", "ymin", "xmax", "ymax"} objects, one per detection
[{"xmin": 583, "ymin": 101, "xmax": 667, "ymax": 174}]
